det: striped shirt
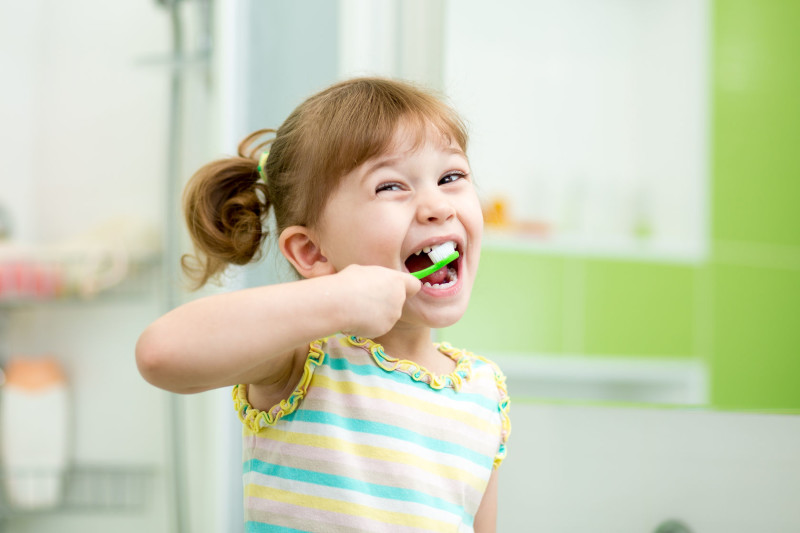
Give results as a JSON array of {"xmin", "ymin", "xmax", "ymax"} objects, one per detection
[{"xmin": 233, "ymin": 334, "xmax": 511, "ymax": 533}]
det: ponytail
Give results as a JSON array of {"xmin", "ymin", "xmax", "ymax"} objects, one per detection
[{"xmin": 181, "ymin": 130, "xmax": 275, "ymax": 288}]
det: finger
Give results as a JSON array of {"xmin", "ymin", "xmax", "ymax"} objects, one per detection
[{"xmin": 402, "ymin": 273, "xmax": 422, "ymax": 297}]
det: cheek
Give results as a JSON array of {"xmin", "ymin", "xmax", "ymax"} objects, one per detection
[
  {"xmin": 336, "ymin": 219, "xmax": 405, "ymax": 267},
  {"xmin": 463, "ymin": 196, "xmax": 484, "ymax": 236},
  {"xmin": 365, "ymin": 229, "xmax": 404, "ymax": 260}
]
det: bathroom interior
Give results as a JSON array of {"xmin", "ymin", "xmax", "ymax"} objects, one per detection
[{"xmin": 0, "ymin": 0, "xmax": 798, "ymax": 532}]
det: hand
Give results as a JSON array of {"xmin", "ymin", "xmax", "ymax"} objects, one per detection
[{"xmin": 332, "ymin": 264, "xmax": 421, "ymax": 339}]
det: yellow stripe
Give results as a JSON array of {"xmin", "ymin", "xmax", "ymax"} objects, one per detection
[
  {"xmin": 245, "ymin": 484, "xmax": 455, "ymax": 533},
  {"xmin": 246, "ymin": 427, "xmax": 486, "ymax": 493},
  {"xmin": 312, "ymin": 373, "xmax": 499, "ymax": 436}
]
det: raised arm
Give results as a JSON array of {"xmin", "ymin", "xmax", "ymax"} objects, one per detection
[{"xmin": 135, "ymin": 265, "xmax": 420, "ymax": 394}]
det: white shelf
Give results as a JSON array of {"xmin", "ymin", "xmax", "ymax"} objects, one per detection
[
  {"xmin": 0, "ymin": 465, "xmax": 155, "ymax": 517},
  {"xmin": 0, "ymin": 237, "xmax": 160, "ymax": 304},
  {"xmin": 490, "ymin": 352, "xmax": 708, "ymax": 406},
  {"xmin": 483, "ymin": 230, "xmax": 707, "ymax": 265}
]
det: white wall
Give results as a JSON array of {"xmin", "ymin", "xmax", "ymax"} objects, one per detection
[
  {"xmin": 443, "ymin": 0, "xmax": 709, "ymax": 261},
  {"xmin": 0, "ymin": 1, "xmax": 170, "ymax": 243},
  {"xmin": 501, "ymin": 403, "xmax": 800, "ymax": 532}
]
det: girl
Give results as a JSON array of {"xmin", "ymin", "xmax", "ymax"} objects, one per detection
[{"xmin": 136, "ymin": 77, "xmax": 510, "ymax": 533}]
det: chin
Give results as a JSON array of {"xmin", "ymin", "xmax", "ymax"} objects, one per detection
[{"xmin": 416, "ymin": 306, "xmax": 469, "ymax": 330}]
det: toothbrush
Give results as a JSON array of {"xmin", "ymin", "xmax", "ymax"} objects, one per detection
[{"xmin": 411, "ymin": 242, "xmax": 459, "ymax": 280}]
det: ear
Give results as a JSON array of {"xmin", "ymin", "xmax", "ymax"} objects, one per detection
[{"xmin": 279, "ymin": 225, "xmax": 336, "ymax": 279}]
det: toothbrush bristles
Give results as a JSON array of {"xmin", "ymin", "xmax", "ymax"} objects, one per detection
[{"xmin": 428, "ymin": 242, "xmax": 457, "ymax": 264}]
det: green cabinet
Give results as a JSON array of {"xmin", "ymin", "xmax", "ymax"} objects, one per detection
[{"xmin": 710, "ymin": 0, "xmax": 800, "ymax": 409}]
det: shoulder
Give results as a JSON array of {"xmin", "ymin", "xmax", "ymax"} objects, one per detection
[
  {"xmin": 314, "ymin": 333, "xmax": 371, "ymax": 360},
  {"xmin": 439, "ymin": 342, "xmax": 509, "ymax": 399},
  {"xmin": 233, "ymin": 336, "xmax": 335, "ymax": 432},
  {"xmin": 471, "ymin": 352, "xmax": 511, "ymax": 468},
  {"xmin": 470, "ymin": 352, "xmax": 508, "ymax": 387},
  {"xmin": 439, "ymin": 343, "xmax": 512, "ymax": 467}
]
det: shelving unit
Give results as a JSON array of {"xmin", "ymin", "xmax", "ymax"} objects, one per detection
[
  {"xmin": 0, "ymin": 465, "xmax": 155, "ymax": 518},
  {"xmin": 0, "ymin": 243, "xmax": 162, "ymax": 525},
  {"xmin": 0, "ymin": 260, "xmax": 161, "ymax": 312},
  {"xmin": 483, "ymin": 229, "xmax": 707, "ymax": 265},
  {"xmin": 0, "ymin": 237, "xmax": 161, "ymax": 305}
]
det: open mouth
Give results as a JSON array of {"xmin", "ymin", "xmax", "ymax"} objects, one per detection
[{"xmin": 404, "ymin": 241, "xmax": 460, "ymax": 288}]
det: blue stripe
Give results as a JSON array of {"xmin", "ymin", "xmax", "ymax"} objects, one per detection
[
  {"xmin": 245, "ymin": 459, "xmax": 471, "ymax": 524},
  {"xmin": 282, "ymin": 409, "xmax": 492, "ymax": 469},
  {"xmin": 327, "ymin": 355, "xmax": 500, "ymax": 412},
  {"xmin": 245, "ymin": 522, "xmax": 307, "ymax": 533}
]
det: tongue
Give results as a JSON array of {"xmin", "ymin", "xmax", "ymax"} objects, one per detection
[
  {"xmin": 421, "ymin": 266, "xmax": 449, "ymax": 285},
  {"xmin": 405, "ymin": 254, "xmax": 449, "ymax": 285}
]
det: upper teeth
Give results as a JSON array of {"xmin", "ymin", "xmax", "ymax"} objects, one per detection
[{"xmin": 414, "ymin": 241, "xmax": 456, "ymax": 256}]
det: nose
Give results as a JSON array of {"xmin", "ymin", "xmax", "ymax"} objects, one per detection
[{"xmin": 416, "ymin": 188, "xmax": 456, "ymax": 224}]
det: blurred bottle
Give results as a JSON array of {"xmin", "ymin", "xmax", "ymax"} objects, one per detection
[
  {"xmin": 0, "ymin": 202, "xmax": 11, "ymax": 240},
  {"xmin": 483, "ymin": 196, "xmax": 510, "ymax": 228},
  {"xmin": 0, "ymin": 356, "xmax": 70, "ymax": 509},
  {"xmin": 632, "ymin": 184, "xmax": 654, "ymax": 241}
]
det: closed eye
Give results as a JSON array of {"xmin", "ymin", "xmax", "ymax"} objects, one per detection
[{"xmin": 376, "ymin": 182, "xmax": 404, "ymax": 193}]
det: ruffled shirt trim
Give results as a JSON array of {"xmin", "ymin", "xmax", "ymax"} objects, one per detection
[
  {"xmin": 233, "ymin": 341, "xmax": 325, "ymax": 433},
  {"xmin": 233, "ymin": 335, "xmax": 511, "ymax": 467},
  {"xmin": 472, "ymin": 353, "xmax": 511, "ymax": 468},
  {"xmin": 347, "ymin": 336, "xmax": 472, "ymax": 391}
]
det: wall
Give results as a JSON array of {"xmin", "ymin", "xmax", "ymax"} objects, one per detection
[
  {"xmin": 499, "ymin": 402, "xmax": 800, "ymax": 531},
  {"xmin": 443, "ymin": 0, "xmax": 709, "ymax": 259},
  {"xmin": 0, "ymin": 1, "xmax": 169, "ymax": 243},
  {"xmin": 443, "ymin": 0, "xmax": 800, "ymax": 411}
]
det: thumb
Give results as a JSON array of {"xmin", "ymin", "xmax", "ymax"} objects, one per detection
[{"xmin": 402, "ymin": 272, "xmax": 422, "ymax": 297}]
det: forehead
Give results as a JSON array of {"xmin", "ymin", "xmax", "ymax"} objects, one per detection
[
  {"xmin": 352, "ymin": 134, "xmax": 464, "ymax": 188},
  {"xmin": 364, "ymin": 122, "xmax": 466, "ymax": 170},
  {"xmin": 390, "ymin": 119, "xmax": 465, "ymax": 154}
]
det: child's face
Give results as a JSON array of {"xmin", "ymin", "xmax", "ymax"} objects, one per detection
[{"xmin": 315, "ymin": 124, "xmax": 483, "ymax": 329}]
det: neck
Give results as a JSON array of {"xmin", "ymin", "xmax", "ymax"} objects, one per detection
[
  {"xmin": 373, "ymin": 324, "xmax": 456, "ymax": 376},
  {"xmin": 374, "ymin": 325, "xmax": 434, "ymax": 361}
]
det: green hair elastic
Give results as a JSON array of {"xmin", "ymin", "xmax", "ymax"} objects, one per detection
[{"xmin": 257, "ymin": 151, "xmax": 269, "ymax": 182}]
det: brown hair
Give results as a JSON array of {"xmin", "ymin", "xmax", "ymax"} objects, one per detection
[{"xmin": 182, "ymin": 77, "xmax": 469, "ymax": 288}]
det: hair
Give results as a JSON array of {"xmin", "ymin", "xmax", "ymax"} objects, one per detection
[{"xmin": 181, "ymin": 77, "xmax": 469, "ymax": 288}]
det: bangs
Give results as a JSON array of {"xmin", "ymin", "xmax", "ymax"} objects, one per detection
[
  {"xmin": 308, "ymin": 78, "xmax": 468, "ymax": 191},
  {"xmin": 330, "ymin": 102, "xmax": 469, "ymax": 177},
  {"xmin": 272, "ymin": 78, "xmax": 469, "ymax": 230}
]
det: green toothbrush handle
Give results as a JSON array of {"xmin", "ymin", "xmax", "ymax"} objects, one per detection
[{"xmin": 410, "ymin": 251, "xmax": 459, "ymax": 280}]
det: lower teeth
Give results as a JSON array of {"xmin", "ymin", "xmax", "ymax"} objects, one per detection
[{"xmin": 423, "ymin": 268, "xmax": 458, "ymax": 289}]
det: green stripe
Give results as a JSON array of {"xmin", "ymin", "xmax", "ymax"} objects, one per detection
[
  {"xmin": 282, "ymin": 409, "xmax": 492, "ymax": 468},
  {"xmin": 245, "ymin": 459, "xmax": 472, "ymax": 525}
]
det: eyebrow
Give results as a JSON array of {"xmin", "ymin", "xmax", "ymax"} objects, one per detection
[
  {"xmin": 361, "ymin": 147, "xmax": 467, "ymax": 178},
  {"xmin": 363, "ymin": 155, "xmax": 403, "ymax": 176}
]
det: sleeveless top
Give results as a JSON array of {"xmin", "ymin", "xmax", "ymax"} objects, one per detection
[{"xmin": 233, "ymin": 334, "xmax": 511, "ymax": 533}]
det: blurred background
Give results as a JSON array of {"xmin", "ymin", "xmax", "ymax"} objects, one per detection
[{"xmin": 0, "ymin": 0, "xmax": 798, "ymax": 532}]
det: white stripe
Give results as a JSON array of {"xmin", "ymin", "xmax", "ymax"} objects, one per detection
[
  {"xmin": 305, "ymin": 387, "xmax": 499, "ymax": 454},
  {"xmin": 259, "ymin": 419, "xmax": 493, "ymax": 480},
  {"xmin": 245, "ymin": 435, "xmax": 484, "ymax": 507},
  {"xmin": 244, "ymin": 470, "xmax": 465, "ymax": 525},
  {"xmin": 320, "ymin": 362, "xmax": 503, "ymax": 425}
]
